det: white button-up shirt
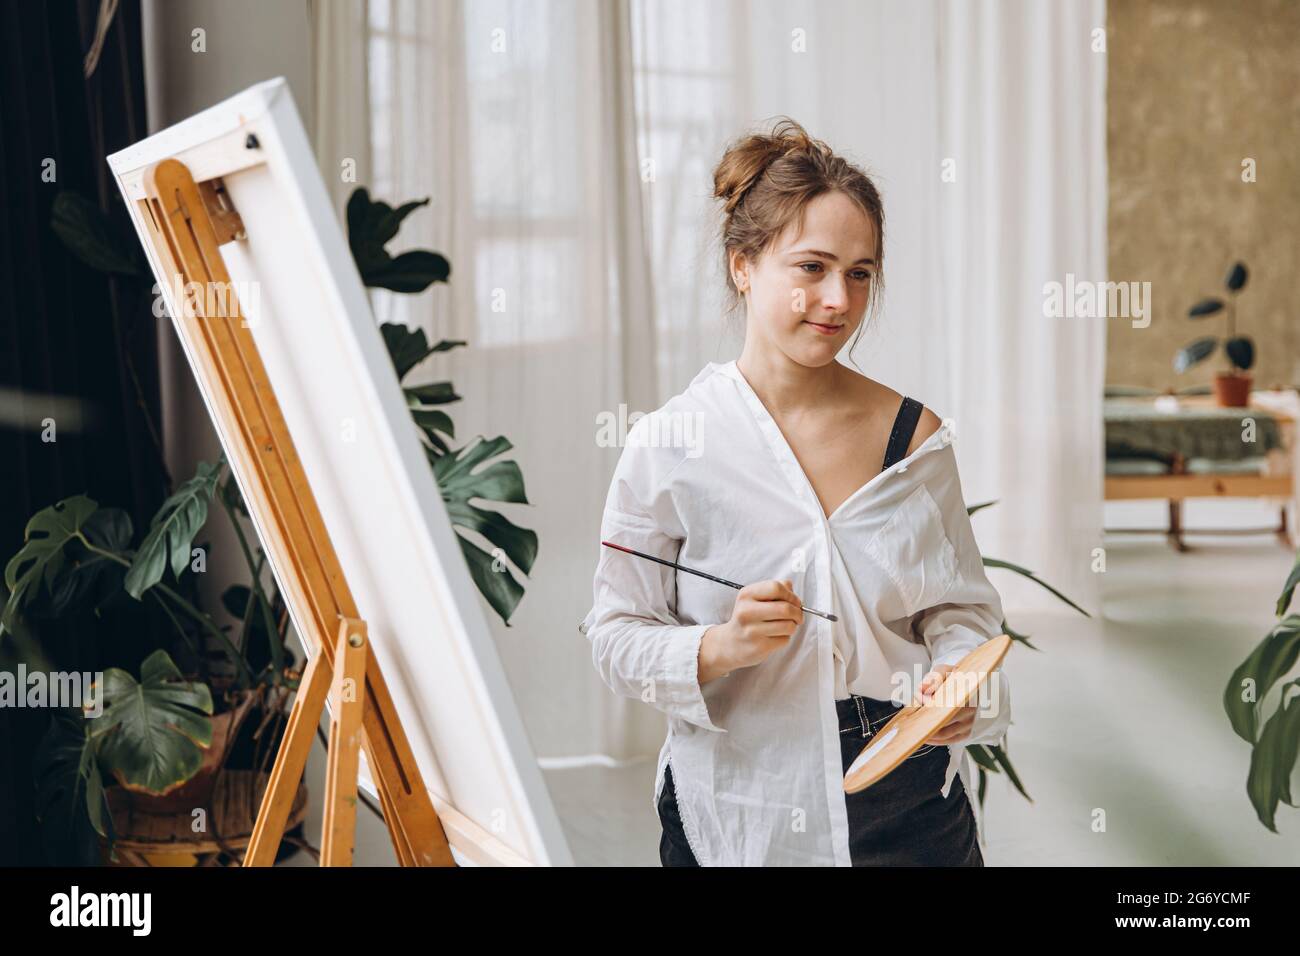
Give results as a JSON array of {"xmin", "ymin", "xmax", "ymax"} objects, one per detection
[{"xmin": 580, "ymin": 359, "xmax": 1011, "ymax": 866}]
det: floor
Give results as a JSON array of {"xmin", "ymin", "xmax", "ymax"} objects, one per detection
[
  {"xmin": 543, "ymin": 497, "xmax": 1300, "ymax": 866},
  {"xmin": 287, "ymin": 496, "xmax": 1300, "ymax": 866}
]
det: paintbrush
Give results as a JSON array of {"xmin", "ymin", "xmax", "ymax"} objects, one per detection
[{"xmin": 600, "ymin": 540, "xmax": 838, "ymax": 623}]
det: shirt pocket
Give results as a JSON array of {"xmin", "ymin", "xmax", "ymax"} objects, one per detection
[{"xmin": 864, "ymin": 484, "xmax": 958, "ymax": 618}]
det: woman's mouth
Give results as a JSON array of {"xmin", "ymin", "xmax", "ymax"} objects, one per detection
[{"xmin": 803, "ymin": 320, "xmax": 844, "ymax": 335}]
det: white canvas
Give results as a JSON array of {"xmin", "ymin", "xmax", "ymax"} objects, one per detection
[{"xmin": 107, "ymin": 78, "xmax": 572, "ymax": 866}]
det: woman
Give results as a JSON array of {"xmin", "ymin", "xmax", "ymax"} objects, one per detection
[{"xmin": 580, "ymin": 118, "xmax": 1011, "ymax": 867}]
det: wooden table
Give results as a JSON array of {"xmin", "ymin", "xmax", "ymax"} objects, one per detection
[{"xmin": 1103, "ymin": 394, "xmax": 1295, "ymax": 551}]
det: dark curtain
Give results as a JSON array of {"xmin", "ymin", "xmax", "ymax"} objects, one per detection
[{"xmin": 0, "ymin": 0, "xmax": 162, "ymax": 865}]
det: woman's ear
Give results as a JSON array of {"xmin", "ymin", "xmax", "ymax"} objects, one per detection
[{"xmin": 730, "ymin": 250, "xmax": 748, "ymax": 292}]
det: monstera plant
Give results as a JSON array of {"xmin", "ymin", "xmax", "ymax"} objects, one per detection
[
  {"xmin": 4, "ymin": 184, "xmax": 540, "ymax": 864},
  {"xmin": 346, "ymin": 187, "xmax": 538, "ymax": 623}
]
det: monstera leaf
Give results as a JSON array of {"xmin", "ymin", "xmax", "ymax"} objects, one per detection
[
  {"xmin": 34, "ymin": 709, "xmax": 112, "ymax": 865},
  {"xmin": 124, "ymin": 459, "xmax": 221, "ymax": 599},
  {"xmin": 2, "ymin": 496, "xmax": 131, "ymax": 634},
  {"xmin": 347, "ymin": 189, "xmax": 451, "ymax": 293},
  {"xmin": 433, "ymin": 436, "xmax": 539, "ymax": 624},
  {"xmin": 89, "ymin": 649, "xmax": 213, "ymax": 795}
]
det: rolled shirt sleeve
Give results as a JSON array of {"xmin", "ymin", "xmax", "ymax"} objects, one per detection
[
  {"xmin": 580, "ymin": 429, "xmax": 726, "ymax": 733},
  {"xmin": 911, "ymin": 450, "xmax": 1012, "ymax": 747}
]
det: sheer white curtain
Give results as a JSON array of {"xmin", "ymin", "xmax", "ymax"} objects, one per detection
[
  {"xmin": 314, "ymin": 0, "xmax": 667, "ymax": 761},
  {"xmin": 629, "ymin": 0, "xmax": 1107, "ymax": 614},
  {"xmin": 311, "ymin": 0, "xmax": 1105, "ymax": 765}
]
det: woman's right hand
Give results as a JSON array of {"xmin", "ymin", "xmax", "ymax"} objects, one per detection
[{"xmin": 698, "ymin": 579, "xmax": 804, "ymax": 683}]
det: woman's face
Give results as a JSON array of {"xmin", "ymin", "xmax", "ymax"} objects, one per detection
[{"xmin": 733, "ymin": 190, "xmax": 877, "ymax": 368}]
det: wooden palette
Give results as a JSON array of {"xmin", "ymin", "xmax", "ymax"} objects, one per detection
[{"xmin": 843, "ymin": 635, "xmax": 1012, "ymax": 794}]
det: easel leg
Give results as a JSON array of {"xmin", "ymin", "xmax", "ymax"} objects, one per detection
[
  {"xmin": 321, "ymin": 619, "xmax": 368, "ymax": 866},
  {"xmin": 243, "ymin": 644, "xmax": 331, "ymax": 867},
  {"xmin": 143, "ymin": 158, "xmax": 456, "ymax": 867}
]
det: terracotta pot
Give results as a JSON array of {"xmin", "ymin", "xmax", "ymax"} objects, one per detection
[{"xmin": 1213, "ymin": 372, "xmax": 1252, "ymax": 407}]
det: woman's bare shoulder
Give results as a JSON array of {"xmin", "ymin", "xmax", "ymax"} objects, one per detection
[{"xmin": 837, "ymin": 365, "xmax": 942, "ymax": 455}]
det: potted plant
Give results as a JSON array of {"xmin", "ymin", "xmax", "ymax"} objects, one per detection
[
  {"xmin": 1174, "ymin": 261, "xmax": 1255, "ymax": 407},
  {"xmin": 5, "ymin": 184, "xmax": 538, "ymax": 865}
]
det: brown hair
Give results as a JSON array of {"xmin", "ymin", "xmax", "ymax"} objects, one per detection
[{"xmin": 712, "ymin": 117, "xmax": 886, "ymax": 351}]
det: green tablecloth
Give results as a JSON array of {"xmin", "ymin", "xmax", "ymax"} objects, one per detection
[{"xmin": 1104, "ymin": 399, "xmax": 1282, "ymax": 463}]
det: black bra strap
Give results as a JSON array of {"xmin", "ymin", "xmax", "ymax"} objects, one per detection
[{"xmin": 881, "ymin": 397, "xmax": 924, "ymax": 469}]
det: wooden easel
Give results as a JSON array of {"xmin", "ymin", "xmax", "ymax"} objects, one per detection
[{"xmin": 139, "ymin": 157, "xmax": 455, "ymax": 867}]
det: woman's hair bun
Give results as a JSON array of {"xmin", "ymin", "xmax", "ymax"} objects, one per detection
[{"xmin": 712, "ymin": 117, "xmax": 820, "ymax": 215}]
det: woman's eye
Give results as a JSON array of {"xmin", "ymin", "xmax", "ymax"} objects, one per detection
[
  {"xmin": 798, "ymin": 262, "xmax": 823, "ymax": 274},
  {"xmin": 852, "ymin": 270, "xmax": 873, "ymax": 281}
]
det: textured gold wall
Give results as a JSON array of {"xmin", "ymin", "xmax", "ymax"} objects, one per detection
[{"xmin": 1107, "ymin": 0, "xmax": 1300, "ymax": 391}]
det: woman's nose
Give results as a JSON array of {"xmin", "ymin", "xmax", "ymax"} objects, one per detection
[{"xmin": 821, "ymin": 274, "xmax": 849, "ymax": 312}]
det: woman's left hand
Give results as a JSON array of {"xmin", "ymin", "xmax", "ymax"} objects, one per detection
[{"xmin": 913, "ymin": 663, "xmax": 976, "ymax": 745}]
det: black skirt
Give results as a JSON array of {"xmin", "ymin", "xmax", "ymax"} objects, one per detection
[{"xmin": 658, "ymin": 694, "xmax": 984, "ymax": 866}]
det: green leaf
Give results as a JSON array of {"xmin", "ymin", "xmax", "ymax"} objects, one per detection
[
  {"xmin": 966, "ymin": 499, "xmax": 998, "ymax": 517},
  {"xmin": 1223, "ymin": 614, "xmax": 1300, "ymax": 744},
  {"xmin": 1187, "ymin": 298, "xmax": 1224, "ymax": 318},
  {"xmin": 1174, "ymin": 336, "xmax": 1217, "ymax": 373},
  {"xmin": 412, "ymin": 408, "xmax": 455, "ymax": 439},
  {"xmin": 965, "ymin": 743, "xmax": 999, "ymax": 772},
  {"xmin": 3, "ymin": 496, "xmax": 104, "ymax": 634},
  {"xmin": 444, "ymin": 498, "xmax": 538, "ymax": 576},
  {"xmin": 434, "ymin": 436, "xmax": 538, "ymax": 623},
  {"xmin": 404, "ymin": 381, "xmax": 462, "ymax": 406},
  {"xmin": 421, "ymin": 427, "xmax": 451, "ymax": 459},
  {"xmin": 34, "ymin": 710, "xmax": 113, "ymax": 865},
  {"xmin": 346, "ymin": 188, "xmax": 450, "ymax": 293},
  {"xmin": 457, "ymin": 533, "xmax": 526, "ymax": 625},
  {"xmin": 50, "ymin": 191, "xmax": 143, "ymax": 276},
  {"xmin": 982, "ymin": 557, "xmax": 1090, "ymax": 618},
  {"xmin": 999, "ymin": 617, "xmax": 1039, "ymax": 651},
  {"xmin": 1224, "ymin": 336, "xmax": 1254, "ymax": 371},
  {"xmin": 366, "ymin": 251, "xmax": 453, "ymax": 293},
  {"xmin": 124, "ymin": 460, "xmax": 221, "ymax": 599},
  {"xmin": 89, "ymin": 649, "xmax": 213, "ymax": 795},
  {"xmin": 1276, "ymin": 548, "xmax": 1300, "ymax": 616},
  {"xmin": 986, "ymin": 743, "xmax": 1031, "ymax": 802},
  {"xmin": 379, "ymin": 323, "xmax": 465, "ymax": 381},
  {"xmin": 1225, "ymin": 262, "xmax": 1248, "ymax": 292},
  {"xmin": 1244, "ymin": 680, "xmax": 1300, "ymax": 832}
]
